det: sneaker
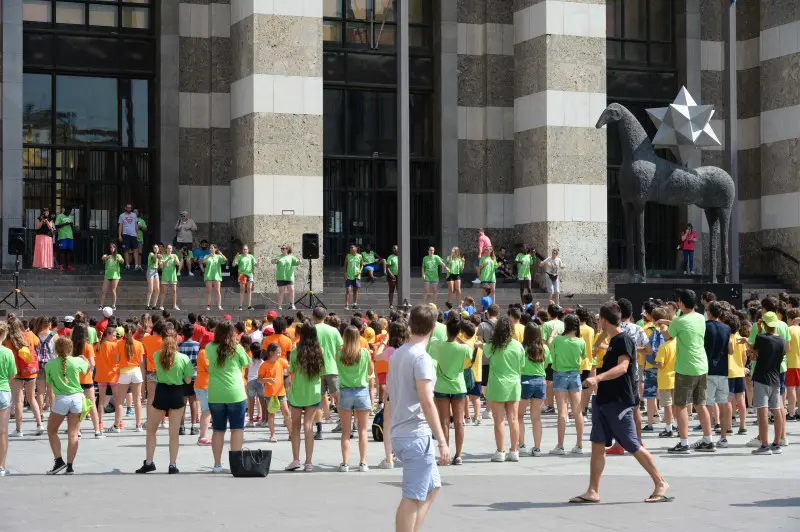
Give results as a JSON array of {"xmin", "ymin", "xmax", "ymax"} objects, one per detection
[
  {"xmin": 313, "ymin": 431, "xmax": 322, "ymax": 441},
  {"xmin": 0, "ymin": 467, "xmax": 6, "ymax": 477},
  {"xmin": 531, "ymin": 447, "xmax": 542, "ymax": 457},
  {"xmin": 451, "ymin": 456, "xmax": 463, "ymax": 465},
  {"xmin": 606, "ymin": 443, "xmax": 625, "ymax": 455},
  {"xmin": 94, "ymin": 431, "xmax": 105, "ymax": 439},
  {"xmin": 642, "ymin": 425, "xmax": 654, "ymax": 432},
  {"xmin": 245, "ymin": 421, "xmax": 255, "ymax": 428},
  {"xmin": 570, "ymin": 445, "xmax": 584, "ymax": 455},
  {"xmin": 331, "ymin": 422, "xmax": 342, "ymax": 433},
  {"xmin": 290, "ymin": 305, "xmax": 297, "ymax": 310},
  {"xmin": 105, "ymin": 426, "xmax": 121, "ymax": 434},
  {"xmin": 36, "ymin": 425, "xmax": 45, "ymax": 436},
  {"xmin": 746, "ymin": 437, "xmax": 762, "ymax": 448},
  {"xmin": 358, "ymin": 463, "xmax": 369, "ymax": 472},
  {"xmin": 135, "ymin": 265, "xmax": 143, "ymax": 271},
  {"xmin": 472, "ymin": 278, "xmax": 481, "ymax": 284},
  {"xmin": 10, "ymin": 430, "xmax": 23, "ymax": 438},
  {"xmin": 247, "ymin": 306, "xmax": 255, "ymax": 311},
  {"xmin": 206, "ymin": 306, "xmax": 211, "ymax": 311},
  {"xmin": 303, "ymin": 463, "xmax": 314, "ymax": 472},
  {"xmin": 344, "ymin": 305, "xmax": 349, "ymax": 311},
  {"xmin": 135, "ymin": 461, "xmax": 156, "ymax": 474},
  {"xmin": 751, "ymin": 445, "xmax": 772, "ymax": 455},
  {"xmin": 212, "ymin": 465, "xmax": 224, "ymax": 473},
  {"xmin": 658, "ymin": 430, "xmax": 674, "ymax": 438},
  {"xmin": 549, "ymin": 446, "xmax": 565, "ymax": 456},
  {"xmin": 481, "ymin": 410, "xmax": 492, "ymax": 420},
  {"xmin": 780, "ymin": 437, "xmax": 789, "ymax": 446},
  {"xmin": 157, "ymin": 306, "xmax": 164, "ymax": 311},
  {"xmin": 125, "ymin": 265, "xmax": 131, "ymax": 270},
  {"xmin": 218, "ymin": 306, "xmax": 224, "ymax": 311},
  {"xmin": 111, "ymin": 306, "xmax": 116, "ymax": 311},
  {"xmin": 168, "ymin": 465, "xmax": 179, "ymax": 475},
  {"xmin": 490, "ymin": 451, "xmax": 506, "ymax": 462},
  {"xmin": 126, "ymin": 408, "xmax": 133, "ymax": 416},
  {"xmin": 285, "ymin": 460, "xmax": 302, "ymax": 471},
  {"xmin": 506, "ymin": 451, "xmax": 520, "ymax": 462},
  {"xmin": 190, "ymin": 426, "xmax": 199, "ymax": 435},
  {"xmin": 473, "ymin": 417, "xmax": 481, "ymax": 426},
  {"xmin": 770, "ymin": 443, "xmax": 783, "ymax": 454},
  {"xmin": 159, "ymin": 421, "xmax": 166, "ymax": 429},
  {"xmin": 352, "ymin": 304, "xmax": 359, "ymax": 310},
  {"xmin": 64, "ymin": 465, "xmax": 74, "ymax": 475},
  {"xmin": 717, "ymin": 438, "xmax": 729, "ymax": 448},
  {"xmin": 378, "ymin": 458, "xmax": 395, "ymax": 469},
  {"xmin": 173, "ymin": 306, "xmax": 181, "ymax": 311},
  {"xmin": 46, "ymin": 458, "xmax": 67, "ymax": 475},
  {"xmin": 338, "ymin": 463, "xmax": 350, "ymax": 472},
  {"xmin": 188, "ymin": 272, "xmax": 194, "ymax": 277},
  {"xmin": 543, "ymin": 406, "xmax": 556, "ymax": 415},
  {"xmin": 667, "ymin": 442, "xmax": 690, "ymax": 454},
  {"xmin": 737, "ymin": 427, "xmax": 748, "ymax": 435},
  {"xmin": 692, "ymin": 424, "xmax": 702, "ymax": 431},
  {"xmin": 692, "ymin": 440, "xmax": 716, "ymax": 452},
  {"xmin": 179, "ymin": 425, "xmax": 186, "ymax": 435},
  {"xmin": 238, "ymin": 306, "xmax": 243, "ymax": 311},
  {"xmin": 518, "ymin": 443, "xmax": 527, "ymax": 450}
]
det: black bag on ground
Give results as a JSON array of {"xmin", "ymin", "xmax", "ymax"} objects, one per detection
[
  {"xmin": 372, "ymin": 407, "xmax": 385, "ymax": 442},
  {"xmin": 229, "ymin": 448, "xmax": 271, "ymax": 477}
]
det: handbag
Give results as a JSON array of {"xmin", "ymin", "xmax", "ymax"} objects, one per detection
[
  {"xmin": 229, "ymin": 448, "xmax": 272, "ymax": 478},
  {"xmin": 464, "ymin": 345, "xmax": 480, "ymax": 391}
]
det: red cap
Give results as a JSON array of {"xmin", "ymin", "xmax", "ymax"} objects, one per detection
[
  {"xmin": 223, "ymin": 314, "xmax": 232, "ymax": 321},
  {"xmin": 267, "ymin": 310, "xmax": 278, "ymax": 320}
]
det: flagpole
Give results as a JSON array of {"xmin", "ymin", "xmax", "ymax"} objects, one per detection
[{"xmin": 724, "ymin": 0, "xmax": 739, "ymax": 283}]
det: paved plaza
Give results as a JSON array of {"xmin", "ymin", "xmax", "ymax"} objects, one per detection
[{"xmin": 2, "ymin": 409, "xmax": 799, "ymax": 531}]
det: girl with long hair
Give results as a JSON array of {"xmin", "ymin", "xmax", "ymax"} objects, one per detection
[
  {"xmin": 201, "ymin": 244, "xmax": 228, "ymax": 310},
  {"xmin": 549, "ymin": 314, "xmax": 587, "ymax": 455},
  {"xmin": 158, "ymin": 244, "xmax": 181, "ymax": 310},
  {"xmin": 144, "ymin": 244, "xmax": 162, "ymax": 310},
  {"xmin": 94, "ymin": 326, "xmax": 119, "ymax": 431},
  {"xmin": 206, "ymin": 320, "xmax": 250, "ymax": 473},
  {"xmin": 33, "ymin": 208, "xmax": 55, "ymax": 269},
  {"xmin": 99, "ymin": 243, "xmax": 124, "ymax": 310},
  {"xmin": 0, "ymin": 322, "xmax": 14, "ymax": 476},
  {"xmin": 32, "ymin": 316, "xmax": 57, "ymax": 416},
  {"xmin": 515, "ymin": 246, "xmax": 535, "ymax": 305},
  {"xmin": 517, "ymin": 322, "xmax": 550, "ymax": 456},
  {"xmin": 483, "ymin": 317, "xmax": 525, "ymax": 462},
  {"xmin": 446, "ymin": 247, "xmax": 465, "ymax": 307},
  {"xmin": 72, "ymin": 324, "xmax": 103, "ymax": 438},
  {"xmin": 44, "ymin": 337, "xmax": 86, "ymax": 474},
  {"xmin": 6, "ymin": 318, "xmax": 43, "ymax": 437},
  {"xmin": 421, "ymin": 246, "xmax": 448, "ymax": 305},
  {"xmin": 335, "ymin": 326, "xmax": 374, "ymax": 472},
  {"xmin": 112, "ymin": 324, "xmax": 145, "ymax": 431},
  {"xmin": 136, "ymin": 334, "xmax": 193, "ymax": 474},
  {"xmin": 285, "ymin": 320, "xmax": 324, "ymax": 472},
  {"xmin": 478, "ymin": 246, "xmax": 498, "ymax": 301}
]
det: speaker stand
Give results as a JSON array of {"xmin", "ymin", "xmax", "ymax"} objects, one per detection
[
  {"xmin": 0, "ymin": 255, "xmax": 36, "ymax": 310},
  {"xmin": 295, "ymin": 259, "xmax": 326, "ymax": 310}
]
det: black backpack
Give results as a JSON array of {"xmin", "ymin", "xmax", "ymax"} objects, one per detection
[{"xmin": 372, "ymin": 407, "xmax": 385, "ymax": 442}]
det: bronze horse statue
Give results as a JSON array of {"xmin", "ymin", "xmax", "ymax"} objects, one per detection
[{"xmin": 596, "ymin": 103, "xmax": 734, "ymax": 283}]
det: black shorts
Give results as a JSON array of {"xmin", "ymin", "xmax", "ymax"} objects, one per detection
[
  {"xmin": 152, "ymin": 383, "xmax": 186, "ymax": 411},
  {"xmin": 545, "ymin": 364, "xmax": 554, "ymax": 382},
  {"xmin": 480, "ymin": 365, "xmax": 490, "ymax": 387},
  {"xmin": 121, "ymin": 234, "xmax": 139, "ymax": 251},
  {"xmin": 446, "ymin": 274, "xmax": 461, "ymax": 282},
  {"xmin": 183, "ymin": 381, "xmax": 196, "ymax": 397},
  {"xmin": 276, "ymin": 280, "xmax": 293, "ymax": 287},
  {"xmin": 81, "ymin": 383, "xmax": 93, "ymax": 390},
  {"xmin": 580, "ymin": 370, "xmax": 591, "ymax": 382}
]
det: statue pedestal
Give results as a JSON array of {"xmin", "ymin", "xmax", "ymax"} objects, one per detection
[{"xmin": 615, "ymin": 282, "xmax": 743, "ymax": 318}]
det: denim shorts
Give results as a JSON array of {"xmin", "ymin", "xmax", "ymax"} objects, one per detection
[
  {"xmin": 0, "ymin": 390, "xmax": 11, "ymax": 410},
  {"xmin": 209, "ymin": 400, "xmax": 246, "ymax": 432},
  {"xmin": 392, "ymin": 435, "xmax": 441, "ymax": 502},
  {"xmin": 589, "ymin": 396, "xmax": 640, "ymax": 454},
  {"xmin": 339, "ymin": 387, "xmax": 371, "ymax": 410},
  {"xmin": 195, "ymin": 388, "xmax": 210, "ymax": 412},
  {"xmin": 52, "ymin": 393, "xmax": 84, "ymax": 416},
  {"xmin": 467, "ymin": 378, "xmax": 482, "ymax": 396},
  {"xmin": 780, "ymin": 372, "xmax": 786, "ymax": 396},
  {"xmin": 520, "ymin": 375, "xmax": 546, "ymax": 400},
  {"xmin": 553, "ymin": 370, "xmax": 581, "ymax": 392},
  {"xmin": 643, "ymin": 368, "xmax": 658, "ymax": 399},
  {"xmin": 433, "ymin": 391, "xmax": 467, "ymax": 400},
  {"xmin": 246, "ymin": 379, "xmax": 265, "ymax": 399}
]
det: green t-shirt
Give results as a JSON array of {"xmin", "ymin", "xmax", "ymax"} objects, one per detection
[
  {"xmin": 386, "ymin": 254, "xmax": 398, "ymax": 276},
  {"xmin": 540, "ymin": 319, "xmax": 565, "ymax": 344},
  {"xmin": 515, "ymin": 253, "xmax": 533, "ymax": 278},
  {"xmin": 203, "ymin": 254, "xmax": 225, "ymax": 282},
  {"xmin": 147, "ymin": 252, "xmax": 160, "ymax": 269},
  {"xmin": 522, "ymin": 344, "xmax": 551, "ymax": 377},
  {"xmin": 137, "ymin": 218, "xmax": 147, "ymax": 243},
  {"xmin": 205, "ymin": 343, "xmax": 250, "ymax": 403},
  {"xmin": 422, "ymin": 255, "xmax": 444, "ymax": 282},
  {"xmin": 315, "ymin": 322, "xmax": 343, "ymax": 375},
  {"xmin": 550, "ymin": 335, "xmax": 587, "ymax": 373},
  {"xmin": 361, "ymin": 251, "xmax": 376, "ymax": 264},
  {"xmin": 336, "ymin": 347, "xmax": 370, "ymax": 389},
  {"xmin": 431, "ymin": 341, "xmax": 472, "ymax": 394},
  {"xmin": 0, "ymin": 346, "xmax": 16, "ymax": 392},
  {"xmin": 275, "ymin": 254, "xmax": 298, "ymax": 282},
  {"xmin": 346, "ymin": 254, "xmax": 363, "ymax": 280},
  {"xmin": 45, "ymin": 356, "xmax": 88, "ymax": 396},
  {"xmin": 479, "ymin": 256, "xmax": 497, "ymax": 283},
  {"xmin": 154, "ymin": 351, "xmax": 193, "ymax": 385},
  {"xmin": 103, "ymin": 254, "xmax": 123, "ymax": 280},
  {"xmin": 668, "ymin": 311, "xmax": 707, "ymax": 376},
  {"xmin": 161, "ymin": 254, "xmax": 180, "ymax": 282},
  {"xmin": 71, "ymin": 327, "xmax": 98, "ymax": 345},
  {"xmin": 484, "ymin": 339, "xmax": 525, "ymax": 402},
  {"xmin": 748, "ymin": 320, "xmax": 791, "ymax": 373},
  {"xmin": 235, "ymin": 254, "xmax": 257, "ymax": 277},
  {"xmin": 447, "ymin": 256, "xmax": 464, "ymax": 275},
  {"xmin": 288, "ymin": 347, "xmax": 322, "ymax": 407},
  {"xmin": 55, "ymin": 213, "xmax": 73, "ymax": 240}
]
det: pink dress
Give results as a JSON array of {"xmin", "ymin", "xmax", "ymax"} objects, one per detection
[{"xmin": 33, "ymin": 225, "xmax": 54, "ymax": 269}]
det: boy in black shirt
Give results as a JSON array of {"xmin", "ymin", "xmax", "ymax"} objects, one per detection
[
  {"xmin": 749, "ymin": 311, "xmax": 786, "ymax": 455},
  {"xmin": 570, "ymin": 302, "xmax": 671, "ymax": 504}
]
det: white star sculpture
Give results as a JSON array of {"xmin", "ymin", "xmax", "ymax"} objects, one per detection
[{"xmin": 646, "ymin": 86, "xmax": 720, "ymax": 165}]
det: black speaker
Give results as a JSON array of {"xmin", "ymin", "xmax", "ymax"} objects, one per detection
[
  {"xmin": 302, "ymin": 233, "xmax": 319, "ymax": 260},
  {"xmin": 8, "ymin": 228, "xmax": 25, "ymax": 256}
]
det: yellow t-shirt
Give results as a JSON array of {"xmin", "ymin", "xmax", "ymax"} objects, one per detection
[
  {"xmin": 593, "ymin": 331, "xmax": 608, "ymax": 368},
  {"xmin": 728, "ymin": 333, "xmax": 746, "ymax": 378},
  {"xmin": 512, "ymin": 323, "xmax": 524, "ymax": 343},
  {"xmin": 640, "ymin": 321, "xmax": 656, "ymax": 366},
  {"xmin": 579, "ymin": 324, "xmax": 595, "ymax": 372},
  {"xmin": 654, "ymin": 338, "xmax": 676, "ymax": 390},
  {"xmin": 788, "ymin": 325, "xmax": 800, "ymax": 369},
  {"xmin": 459, "ymin": 332, "xmax": 482, "ymax": 382}
]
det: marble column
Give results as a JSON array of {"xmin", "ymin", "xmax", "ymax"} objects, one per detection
[
  {"xmin": 2, "ymin": 0, "xmax": 23, "ymax": 269},
  {"xmin": 229, "ymin": 0, "xmax": 324, "ymax": 294}
]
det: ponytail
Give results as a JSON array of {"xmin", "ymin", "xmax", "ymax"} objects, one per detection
[
  {"xmin": 125, "ymin": 323, "xmax": 135, "ymax": 362},
  {"xmin": 54, "ymin": 337, "xmax": 73, "ymax": 383},
  {"xmin": 159, "ymin": 335, "xmax": 177, "ymax": 371}
]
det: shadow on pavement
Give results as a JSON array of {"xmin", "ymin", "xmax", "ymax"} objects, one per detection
[
  {"xmin": 731, "ymin": 497, "xmax": 800, "ymax": 508},
  {"xmin": 453, "ymin": 501, "xmax": 633, "ymax": 511}
]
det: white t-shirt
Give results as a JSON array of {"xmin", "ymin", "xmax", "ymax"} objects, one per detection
[
  {"xmin": 247, "ymin": 359, "xmax": 263, "ymax": 381},
  {"xmin": 386, "ymin": 341, "xmax": 436, "ymax": 439},
  {"xmin": 249, "ymin": 330, "xmax": 264, "ymax": 347},
  {"xmin": 542, "ymin": 257, "xmax": 564, "ymax": 276},
  {"xmin": 175, "ymin": 218, "xmax": 197, "ymax": 244},
  {"xmin": 118, "ymin": 212, "xmax": 138, "ymax": 237}
]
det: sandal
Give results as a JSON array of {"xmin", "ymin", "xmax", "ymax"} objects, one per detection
[
  {"xmin": 645, "ymin": 493, "xmax": 674, "ymax": 503},
  {"xmin": 268, "ymin": 435, "xmax": 278, "ymax": 443},
  {"xmin": 568, "ymin": 495, "xmax": 600, "ymax": 504}
]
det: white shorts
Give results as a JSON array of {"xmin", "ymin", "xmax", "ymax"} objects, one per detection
[
  {"xmin": 546, "ymin": 275, "xmax": 560, "ymax": 294},
  {"xmin": 118, "ymin": 367, "xmax": 144, "ymax": 385},
  {"xmin": 52, "ymin": 393, "xmax": 84, "ymax": 416}
]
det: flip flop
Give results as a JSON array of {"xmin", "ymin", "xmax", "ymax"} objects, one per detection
[
  {"xmin": 645, "ymin": 494, "xmax": 674, "ymax": 503},
  {"xmin": 569, "ymin": 495, "xmax": 600, "ymax": 504}
]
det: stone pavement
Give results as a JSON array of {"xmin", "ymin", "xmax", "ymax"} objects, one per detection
[{"xmin": 2, "ymin": 409, "xmax": 799, "ymax": 531}]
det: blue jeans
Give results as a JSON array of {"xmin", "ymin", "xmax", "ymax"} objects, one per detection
[
  {"xmin": 682, "ymin": 249, "xmax": 694, "ymax": 272},
  {"xmin": 209, "ymin": 400, "xmax": 246, "ymax": 432},
  {"xmin": 520, "ymin": 375, "xmax": 546, "ymax": 400},
  {"xmin": 553, "ymin": 371, "xmax": 582, "ymax": 392}
]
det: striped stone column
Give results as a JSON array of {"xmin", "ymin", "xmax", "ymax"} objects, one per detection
[
  {"xmin": 229, "ymin": 0, "xmax": 323, "ymax": 293},
  {"xmin": 512, "ymin": 0, "xmax": 607, "ymax": 294}
]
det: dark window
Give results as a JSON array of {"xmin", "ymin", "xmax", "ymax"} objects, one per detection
[
  {"xmin": 56, "ymin": 75, "xmax": 119, "ymax": 145},
  {"xmin": 121, "ymin": 79, "xmax": 148, "ymax": 148},
  {"xmin": 323, "ymin": 89, "xmax": 344, "ymax": 155},
  {"xmin": 23, "ymin": 73, "xmax": 53, "ymax": 144}
]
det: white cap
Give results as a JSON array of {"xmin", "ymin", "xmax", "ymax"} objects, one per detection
[
  {"xmin": 102, "ymin": 306, "xmax": 114, "ymax": 318},
  {"xmin": 63, "ymin": 315, "xmax": 74, "ymax": 323}
]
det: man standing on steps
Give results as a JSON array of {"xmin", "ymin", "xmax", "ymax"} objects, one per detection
[
  {"xmin": 471, "ymin": 229, "xmax": 492, "ymax": 285},
  {"xmin": 118, "ymin": 204, "xmax": 141, "ymax": 270},
  {"xmin": 313, "ymin": 306, "xmax": 343, "ymax": 440}
]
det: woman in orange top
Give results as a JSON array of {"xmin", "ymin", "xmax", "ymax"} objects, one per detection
[
  {"xmin": 94, "ymin": 327, "xmax": 120, "ymax": 430},
  {"xmin": 261, "ymin": 317, "xmax": 293, "ymax": 361},
  {"xmin": 113, "ymin": 324, "xmax": 145, "ymax": 431},
  {"xmin": 194, "ymin": 347, "xmax": 212, "ymax": 445},
  {"xmin": 257, "ymin": 342, "xmax": 291, "ymax": 442},
  {"xmin": 7, "ymin": 318, "xmax": 43, "ymax": 436},
  {"xmin": 141, "ymin": 322, "xmax": 164, "ymax": 421},
  {"xmin": 72, "ymin": 324, "xmax": 102, "ymax": 437}
]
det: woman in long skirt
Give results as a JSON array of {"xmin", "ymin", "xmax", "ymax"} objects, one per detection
[{"xmin": 33, "ymin": 209, "xmax": 54, "ymax": 269}]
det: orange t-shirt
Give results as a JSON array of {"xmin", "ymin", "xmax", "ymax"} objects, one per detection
[
  {"xmin": 258, "ymin": 358, "xmax": 289, "ymax": 397},
  {"xmin": 116, "ymin": 338, "xmax": 145, "ymax": 369},
  {"xmin": 141, "ymin": 335, "xmax": 163, "ymax": 372},
  {"xmin": 194, "ymin": 349, "xmax": 210, "ymax": 390},
  {"xmin": 26, "ymin": 331, "xmax": 40, "ymax": 350},
  {"xmin": 94, "ymin": 340, "xmax": 119, "ymax": 383},
  {"xmin": 359, "ymin": 337, "xmax": 369, "ymax": 350},
  {"xmin": 78, "ymin": 343, "xmax": 95, "ymax": 385},
  {"xmin": 261, "ymin": 334, "xmax": 293, "ymax": 361}
]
